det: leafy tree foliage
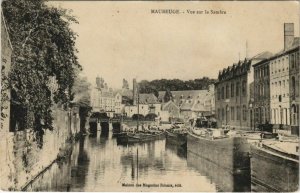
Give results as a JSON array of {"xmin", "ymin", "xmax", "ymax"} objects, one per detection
[
  {"xmin": 2, "ymin": 0, "xmax": 81, "ymax": 131},
  {"xmin": 0, "ymin": 65, "xmax": 9, "ymax": 129},
  {"xmin": 139, "ymin": 77, "xmax": 216, "ymax": 95}
]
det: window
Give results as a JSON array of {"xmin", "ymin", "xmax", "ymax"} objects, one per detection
[
  {"xmin": 236, "ymin": 82, "xmax": 240, "ymax": 96},
  {"xmin": 242, "ymin": 105, "xmax": 247, "ymax": 120},
  {"xmin": 222, "ymin": 108, "xmax": 225, "ymax": 121},
  {"xmin": 226, "ymin": 84, "xmax": 229, "ymax": 99},
  {"xmin": 291, "ymin": 54, "xmax": 295, "ymax": 69},
  {"xmin": 231, "ymin": 83, "xmax": 234, "ymax": 97},
  {"xmin": 292, "ymin": 76, "xmax": 296, "ymax": 100},
  {"xmin": 297, "ymin": 52, "xmax": 300, "ymax": 68},
  {"xmin": 242, "ymin": 80, "xmax": 247, "ymax": 96},
  {"xmin": 217, "ymin": 88, "xmax": 220, "ymax": 100},
  {"xmin": 221, "ymin": 87, "xmax": 225, "ymax": 99},
  {"xmin": 265, "ymin": 82, "xmax": 269, "ymax": 97},
  {"xmin": 231, "ymin": 107, "xmax": 235, "ymax": 120},
  {"xmin": 236, "ymin": 106, "xmax": 240, "ymax": 120}
]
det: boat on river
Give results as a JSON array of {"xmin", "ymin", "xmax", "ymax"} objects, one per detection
[
  {"xmin": 250, "ymin": 138, "xmax": 299, "ymax": 192},
  {"xmin": 187, "ymin": 127, "xmax": 250, "ymax": 175},
  {"xmin": 165, "ymin": 124, "xmax": 188, "ymax": 147},
  {"xmin": 117, "ymin": 130, "xmax": 165, "ymax": 144}
]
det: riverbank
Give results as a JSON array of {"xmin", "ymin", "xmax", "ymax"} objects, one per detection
[
  {"xmin": 21, "ymin": 140, "xmax": 74, "ymax": 191},
  {"xmin": 0, "ymin": 108, "xmax": 80, "ymax": 191}
]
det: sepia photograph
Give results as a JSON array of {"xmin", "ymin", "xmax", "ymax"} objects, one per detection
[{"xmin": 0, "ymin": 0, "xmax": 299, "ymax": 192}]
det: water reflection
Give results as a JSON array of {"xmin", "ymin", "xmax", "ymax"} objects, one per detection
[
  {"xmin": 187, "ymin": 151, "xmax": 251, "ymax": 192},
  {"xmin": 71, "ymin": 137, "xmax": 89, "ymax": 191},
  {"xmin": 165, "ymin": 140, "xmax": 187, "ymax": 158},
  {"xmin": 25, "ymin": 127, "xmax": 252, "ymax": 192}
]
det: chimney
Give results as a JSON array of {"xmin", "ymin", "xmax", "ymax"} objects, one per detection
[
  {"xmin": 133, "ymin": 79, "xmax": 137, "ymax": 105},
  {"xmin": 284, "ymin": 23, "xmax": 294, "ymax": 50}
]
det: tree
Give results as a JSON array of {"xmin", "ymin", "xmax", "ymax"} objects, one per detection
[
  {"xmin": 163, "ymin": 89, "xmax": 173, "ymax": 102},
  {"xmin": 2, "ymin": 0, "xmax": 81, "ymax": 131},
  {"xmin": 138, "ymin": 78, "xmax": 217, "ymax": 94}
]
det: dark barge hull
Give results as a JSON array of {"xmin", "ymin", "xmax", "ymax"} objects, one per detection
[
  {"xmin": 117, "ymin": 132, "xmax": 165, "ymax": 144},
  {"xmin": 165, "ymin": 130, "xmax": 187, "ymax": 147},
  {"xmin": 250, "ymin": 144, "xmax": 299, "ymax": 192},
  {"xmin": 89, "ymin": 122, "xmax": 98, "ymax": 134},
  {"xmin": 187, "ymin": 131, "xmax": 250, "ymax": 175},
  {"xmin": 112, "ymin": 122, "xmax": 121, "ymax": 133}
]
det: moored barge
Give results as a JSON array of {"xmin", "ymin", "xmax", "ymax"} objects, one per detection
[
  {"xmin": 117, "ymin": 130, "xmax": 165, "ymax": 144},
  {"xmin": 250, "ymin": 140, "xmax": 299, "ymax": 192},
  {"xmin": 187, "ymin": 129, "xmax": 250, "ymax": 175},
  {"xmin": 165, "ymin": 129, "xmax": 187, "ymax": 147}
]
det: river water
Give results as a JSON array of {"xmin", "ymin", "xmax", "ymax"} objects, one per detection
[{"xmin": 24, "ymin": 127, "xmax": 251, "ymax": 192}]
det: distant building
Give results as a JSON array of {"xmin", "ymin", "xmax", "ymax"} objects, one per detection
[
  {"xmin": 114, "ymin": 92, "xmax": 123, "ymax": 115},
  {"xmin": 91, "ymin": 76, "xmax": 115, "ymax": 117},
  {"xmin": 124, "ymin": 93, "xmax": 161, "ymax": 117},
  {"xmin": 158, "ymin": 85, "xmax": 215, "ymax": 120},
  {"xmin": 139, "ymin": 93, "xmax": 161, "ymax": 116},
  {"xmin": 160, "ymin": 100, "xmax": 180, "ymax": 122}
]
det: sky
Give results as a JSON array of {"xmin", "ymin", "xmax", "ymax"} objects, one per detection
[{"xmin": 50, "ymin": 1, "xmax": 299, "ymax": 89}]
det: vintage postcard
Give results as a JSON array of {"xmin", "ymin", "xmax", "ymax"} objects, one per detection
[{"xmin": 0, "ymin": 0, "xmax": 299, "ymax": 192}]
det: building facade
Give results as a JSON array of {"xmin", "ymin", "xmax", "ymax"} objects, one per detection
[
  {"xmin": 161, "ymin": 101, "xmax": 181, "ymax": 122},
  {"xmin": 253, "ymin": 60, "xmax": 271, "ymax": 125},
  {"xmin": 91, "ymin": 76, "xmax": 116, "ymax": 117},
  {"xmin": 269, "ymin": 23, "xmax": 299, "ymax": 132},
  {"xmin": 215, "ymin": 59, "xmax": 253, "ymax": 129},
  {"xmin": 124, "ymin": 93, "xmax": 161, "ymax": 118},
  {"xmin": 114, "ymin": 92, "xmax": 123, "ymax": 115},
  {"xmin": 158, "ymin": 85, "xmax": 215, "ymax": 120},
  {"xmin": 289, "ymin": 46, "xmax": 300, "ymax": 130},
  {"xmin": 215, "ymin": 50, "xmax": 272, "ymax": 130}
]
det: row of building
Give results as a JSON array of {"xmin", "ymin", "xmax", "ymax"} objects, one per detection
[
  {"xmin": 215, "ymin": 23, "xmax": 299, "ymax": 134},
  {"xmin": 90, "ymin": 78, "xmax": 215, "ymax": 122}
]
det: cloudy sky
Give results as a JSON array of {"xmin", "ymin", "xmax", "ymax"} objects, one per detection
[{"xmin": 50, "ymin": 1, "xmax": 299, "ymax": 89}]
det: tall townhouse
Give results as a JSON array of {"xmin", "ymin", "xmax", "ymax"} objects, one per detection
[
  {"xmin": 289, "ymin": 42, "xmax": 299, "ymax": 134},
  {"xmin": 253, "ymin": 59, "xmax": 271, "ymax": 125},
  {"xmin": 269, "ymin": 23, "xmax": 299, "ymax": 133},
  {"xmin": 215, "ymin": 53, "xmax": 270, "ymax": 130},
  {"xmin": 215, "ymin": 59, "xmax": 253, "ymax": 129}
]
